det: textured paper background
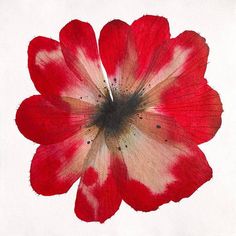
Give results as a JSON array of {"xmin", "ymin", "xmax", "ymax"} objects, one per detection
[{"xmin": 0, "ymin": 0, "xmax": 235, "ymax": 235}]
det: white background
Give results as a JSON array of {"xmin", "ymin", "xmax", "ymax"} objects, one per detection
[{"xmin": 0, "ymin": 0, "xmax": 236, "ymax": 235}]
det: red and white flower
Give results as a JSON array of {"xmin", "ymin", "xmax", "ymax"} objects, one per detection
[{"xmin": 16, "ymin": 15, "xmax": 223, "ymax": 223}]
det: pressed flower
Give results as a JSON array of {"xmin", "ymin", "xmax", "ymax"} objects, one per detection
[{"xmin": 16, "ymin": 15, "xmax": 223, "ymax": 223}]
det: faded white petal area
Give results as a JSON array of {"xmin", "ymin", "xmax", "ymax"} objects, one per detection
[
  {"xmin": 140, "ymin": 46, "xmax": 192, "ymax": 97},
  {"xmin": 75, "ymin": 48, "xmax": 107, "ymax": 96},
  {"xmin": 116, "ymin": 123, "xmax": 190, "ymax": 194},
  {"xmin": 35, "ymin": 46, "xmax": 102, "ymax": 104},
  {"xmin": 138, "ymin": 46, "xmax": 192, "ymax": 109},
  {"xmin": 82, "ymin": 131, "xmax": 110, "ymax": 184},
  {"xmin": 149, "ymin": 46, "xmax": 191, "ymax": 84},
  {"xmin": 111, "ymin": 45, "xmax": 191, "ymax": 102},
  {"xmin": 35, "ymin": 47, "xmax": 64, "ymax": 69},
  {"xmin": 80, "ymin": 183, "xmax": 99, "ymax": 216},
  {"xmin": 75, "ymin": 131, "xmax": 121, "ymax": 222},
  {"xmin": 59, "ymin": 127, "xmax": 99, "ymax": 179},
  {"xmin": 76, "ymin": 132, "xmax": 110, "ymax": 219}
]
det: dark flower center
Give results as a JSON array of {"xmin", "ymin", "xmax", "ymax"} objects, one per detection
[{"xmin": 91, "ymin": 92, "xmax": 142, "ymax": 135}]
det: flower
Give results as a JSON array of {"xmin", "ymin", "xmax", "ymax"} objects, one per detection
[{"xmin": 16, "ymin": 15, "xmax": 223, "ymax": 223}]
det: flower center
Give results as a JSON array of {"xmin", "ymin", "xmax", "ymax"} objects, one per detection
[{"xmin": 92, "ymin": 93, "xmax": 142, "ymax": 135}]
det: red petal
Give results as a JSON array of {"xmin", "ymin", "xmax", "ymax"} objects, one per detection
[
  {"xmin": 74, "ymin": 133, "xmax": 121, "ymax": 223},
  {"xmin": 142, "ymin": 31, "xmax": 209, "ymax": 94},
  {"xmin": 158, "ymin": 78, "xmax": 223, "ymax": 144},
  {"xmin": 28, "ymin": 37, "xmax": 100, "ymax": 104},
  {"xmin": 99, "ymin": 19, "xmax": 139, "ymax": 93},
  {"xmin": 99, "ymin": 15, "xmax": 170, "ymax": 92},
  {"xmin": 30, "ymin": 136, "xmax": 84, "ymax": 195},
  {"xmin": 140, "ymin": 31, "xmax": 222, "ymax": 143},
  {"xmin": 16, "ymin": 95, "xmax": 90, "ymax": 144},
  {"xmin": 28, "ymin": 37, "xmax": 77, "ymax": 96},
  {"xmin": 59, "ymin": 20, "xmax": 106, "ymax": 97},
  {"xmin": 131, "ymin": 15, "xmax": 170, "ymax": 78},
  {"xmin": 75, "ymin": 168, "xmax": 121, "ymax": 223},
  {"xmin": 111, "ymin": 112, "xmax": 212, "ymax": 211},
  {"xmin": 99, "ymin": 19, "xmax": 130, "ymax": 78}
]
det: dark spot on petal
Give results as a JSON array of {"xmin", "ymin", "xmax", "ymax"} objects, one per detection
[
  {"xmin": 118, "ymin": 146, "xmax": 121, "ymax": 151},
  {"xmin": 87, "ymin": 141, "xmax": 90, "ymax": 144},
  {"xmin": 125, "ymin": 145, "xmax": 128, "ymax": 148},
  {"xmin": 156, "ymin": 125, "xmax": 161, "ymax": 128},
  {"xmin": 98, "ymin": 94, "xmax": 102, "ymax": 98},
  {"xmin": 165, "ymin": 139, "xmax": 168, "ymax": 142},
  {"xmin": 80, "ymin": 97, "xmax": 82, "ymax": 99}
]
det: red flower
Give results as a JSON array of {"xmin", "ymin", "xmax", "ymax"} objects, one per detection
[{"xmin": 16, "ymin": 15, "xmax": 223, "ymax": 223}]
